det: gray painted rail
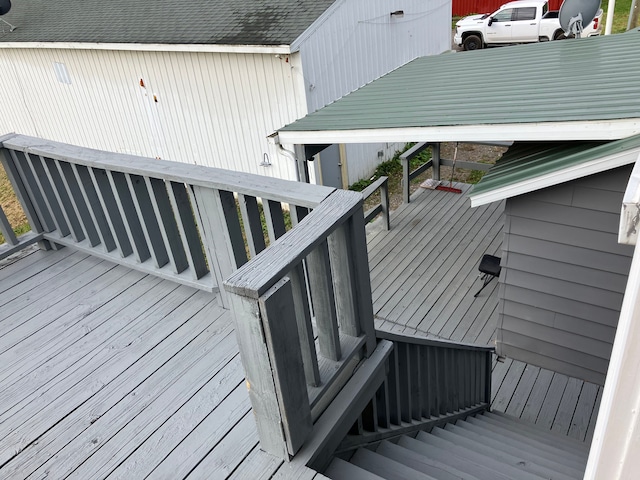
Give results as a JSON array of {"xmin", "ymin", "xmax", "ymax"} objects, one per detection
[
  {"xmin": 224, "ymin": 188, "xmax": 378, "ymax": 460},
  {"xmin": 0, "ymin": 134, "xmax": 334, "ymax": 303}
]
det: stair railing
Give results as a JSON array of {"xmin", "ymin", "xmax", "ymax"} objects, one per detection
[{"xmin": 336, "ymin": 331, "xmax": 494, "ymax": 453}]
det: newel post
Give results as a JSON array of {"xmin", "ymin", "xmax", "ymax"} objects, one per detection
[{"xmin": 226, "ymin": 277, "xmax": 313, "ymax": 459}]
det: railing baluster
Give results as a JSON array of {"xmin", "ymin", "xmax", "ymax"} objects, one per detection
[
  {"xmin": 410, "ymin": 344, "xmax": 422, "ymax": 420},
  {"xmin": 41, "ymin": 157, "xmax": 83, "ymax": 242},
  {"xmin": 290, "ymin": 205, "xmax": 309, "ymax": 226},
  {"xmin": 56, "ymin": 160, "xmax": 100, "ymax": 247},
  {"xmin": 388, "ymin": 347, "xmax": 402, "ymax": 425},
  {"xmin": 145, "ymin": 177, "xmax": 189, "ymax": 273},
  {"xmin": 72, "ymin": 164, "xmax": 116, "ymax": 252},
  {"xmin": 328, "ymin": 223, "xmax": 359, "ymax": 337},
  {"xmin": 167, "ymin": 181, "xmax": 209, "ymax": 279},
  {"xmin": 238, "ymin": 194, "xmax": 266, "ymax": 257},
  {"xmin": 418, "ymin": 345, "xmax": 430, "ymax": 418},
  {"xmin": 25, "ymin": 153, "xmax": 69, "ymax": 236},
  {"xmin": 89, "ymin": 167, "xmax": 133, "ymax": 258},
  {"xmin": 307, "ymin": 240, "xmax": 341, "ymax": 361},
  {"xmin": 289, "ymin": 263, "xmax": 321, "ymax": 387},
  {"xmin": 398, "ymin": 342, "xmax": 411, "ymax": 423},
  {"xmin": 1, "ymin": 149, "xmax": 47, "ymax": 237},
  {"xmin": 376, "ymin": 378, "xmax": 391, "ymax": 429},
  {"xmin": 107, "ymin": 171, "xmax": 151, "ymax": 263},
  {"xmin": 125, "ymin": 174, "xmax": 169, "ymax": 269},
  {"xmin": 347, "ymin": 209, "xmax": 377, "ymax": 355},
  {"xmin": 263, "ymin": 199, "xmax": 287, "ymax": 242}
]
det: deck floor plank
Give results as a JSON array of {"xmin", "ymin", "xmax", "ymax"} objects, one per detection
[
  {"xmin": 66, "ymin": 338, "xmax": 241, "ymax": 479},
  {"xmin": 520, "ymin": 368, "xmax": 555, "ymax": 424},
  {"xmin": 568, "ymin": 382, "xmax": 600, "ymax": 442},
  {"xmin": 0, "ymin": 249, "xmax": 275, "ymax": 479},
  {"xmin": 227, "ymin": 446, "xmax": 284, "ymax": 480},
  {"xmin": 505, "ymin": 364, "xmax": 541, "ymax": 418},
  {"xmin": 552, "ymin": 377, "xmax": 584, "ymax": 437},
  {"xmin": 0, "ymin": 270, "xmax": 160, "ymax": 387},
  {"xmin": 0, "ymin": 286, "xmax": 207, "ymax": 466},
  {"xmin": 0, "ymin": 279, "xmax": 184, "ymax": 420}
]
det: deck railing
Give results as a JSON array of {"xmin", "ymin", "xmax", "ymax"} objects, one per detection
[
  {"xmin": 0, "ymin": 134, "xmax": 334, "ymax": 304},
  {"xmin": 401, "ymin": 142, "xmax": 500, "ymax": 204},
  {"xmin": 223, "ymin": 188, "xmax": 377, "ymax": 459}
]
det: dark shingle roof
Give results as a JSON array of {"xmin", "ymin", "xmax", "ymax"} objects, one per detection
[{"xmin": 0, "ymin": 0, "xmax": 336, "ymax": 45}]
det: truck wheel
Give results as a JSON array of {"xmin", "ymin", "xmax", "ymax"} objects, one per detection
[
  {"xmin": 553, "ymin": 30, "xmax": 573, "ymax": 40},
  {"xmin": 463, "ymin": 35, "xmax": 483, "ymax": 51}
]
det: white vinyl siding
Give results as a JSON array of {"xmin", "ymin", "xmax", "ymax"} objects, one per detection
[
  {"xmin": 0, "ymin": 48, "xmax": 306, "ymax": 181},
  {"xmin": 295, "ymin": 0, "xmax": 451, "ymax": 183}
]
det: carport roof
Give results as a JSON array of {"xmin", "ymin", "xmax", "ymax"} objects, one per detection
[
  {"xmin": 276, "ymin": 29, "xmax": 640, "ymax": 145},
  {"xmin": 468, "ymin": 134, "xmax": 640, "ymax": 207}
]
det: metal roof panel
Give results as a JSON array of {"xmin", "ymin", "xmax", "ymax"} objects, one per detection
[{"xmin": 279, "ymin": 29, "xmax": 640, "ymax": 133}]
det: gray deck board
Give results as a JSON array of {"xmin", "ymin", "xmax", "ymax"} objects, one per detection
[
  {"xmin": 367, "ymin": 185, "xmax": 601, "ymax": 445},
  {"xmin": 0, "ymin": 247, "xmax": 280, "ymax": 479},
  {"xmin": 0, "ymin": 181, "xmax": 604, "ymax": 478}
]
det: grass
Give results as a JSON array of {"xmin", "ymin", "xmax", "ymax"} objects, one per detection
[
  {"xmin": 0, "ymin": 163, "xmax": 29, "ymax": 245},
  {"xmin": 604, "ymin": 0, "xmax": 634, "ymax": 33}
]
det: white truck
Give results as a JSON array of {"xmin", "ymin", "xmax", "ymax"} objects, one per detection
[{"xmin": 454, "ymin": 0, "xmax": 603, "ymax": 51}]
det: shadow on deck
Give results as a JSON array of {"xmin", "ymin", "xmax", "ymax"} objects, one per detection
[{"xmin": 366, "ymin": 183, "xmax": 602, "ymax": 444}]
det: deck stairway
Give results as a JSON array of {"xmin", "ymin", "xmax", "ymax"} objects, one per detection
[{"xmin": 325, "ymin": 410, "xmax": 589, "ymax": 480}]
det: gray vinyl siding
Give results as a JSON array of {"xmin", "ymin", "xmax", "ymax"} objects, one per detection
[{"xmin": 496, "ymin": 165, "xmax": 634, "ymax": 385}]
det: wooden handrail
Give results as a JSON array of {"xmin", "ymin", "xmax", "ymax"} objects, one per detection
[
  {"xmin": 376, "ymin": 330, "xmax": 495, "ymax": 352},
  {"xmin": 3, "ymin": 134, "xmax": 334, "ymax": 209},
  {"xmin": 223, "ymin": 188, "xmax": 378, "ymax": 459}
]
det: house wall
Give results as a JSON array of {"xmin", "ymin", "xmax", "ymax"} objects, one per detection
[
  {"xmin": 295, "ymin": 0, "xmax": 451, "ymax": 185},
  {"xmin": 497, "ymin": 165, "xmax": 635, "ymax": 385},
  {"xmin": 0, "ymin": 48, "xmax": 306, "ymax": 181}
]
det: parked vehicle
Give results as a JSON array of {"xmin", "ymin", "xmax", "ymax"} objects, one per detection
[{"xmin": 454, "ymin": 0, "xmax": 603, "ymax": 50}]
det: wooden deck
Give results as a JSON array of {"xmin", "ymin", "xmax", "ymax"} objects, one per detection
[
  {"xmin": 0, "ymin": 246, "xmax": 326, "ymax": 480},
  {"xmin": 367, "ymin": 183, "xmax": 602, "ymax": 444},
  {"xmin": 0, "ymin": 183, "xmax": 602, "ymax": 479}
]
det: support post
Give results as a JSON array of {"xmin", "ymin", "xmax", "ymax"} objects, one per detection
[{"xmin": 432, "ymin": 143, "xmax": 441, "ymax": 181}]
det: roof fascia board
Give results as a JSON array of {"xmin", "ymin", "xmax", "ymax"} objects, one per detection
[
  {"xmin": 0, "ymin": 42, "xmax": 292, "ymax": 54},
  {"xmin": 619, "ymin": 153, "xmax": 640, "ymax": 245},
  {"xmin": 290, "ymin": 0, "xmax": 346, "ymax": 52},
  {"xmin": 276, "ymin": 119, "xmax": 640, "ymax": 145},
  {"xmin": 469, "ymin": 147, "xmax": 640, "ymax": 208}
]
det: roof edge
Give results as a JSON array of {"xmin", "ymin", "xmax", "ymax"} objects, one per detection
[
  {"xmin": 0, "ymin": 42, "xmax": 292, "ymax": 54},
  {"xmin": 469, "ymin": 147, "xmax": 640, "ymax": 208},
  {"xmin": 276, "ymin": 119, "xmax": 640, "ymax": 145}
]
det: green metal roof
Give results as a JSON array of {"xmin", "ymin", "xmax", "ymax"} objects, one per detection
[
  {"xmin": 277, "ymin": 29, "xmax": 640, "ymax": 143},
  {"xmin": 468, "ymin": 134, "xmax": 640, "ymax": 206}
]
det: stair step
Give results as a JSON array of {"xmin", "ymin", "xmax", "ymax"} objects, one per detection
[
  {"xmin": 350, "ymin": 447, "xmax": 439, "ymax": 480},
  {"xmin": 464, "ymin": 415, "xmax": 587, "ymax": 468},
  {"xmin": 482, "ymin": 412, "xmax": 590, "ymax": 457},
  {"xmin": 325, "ymin": 457, "xmax": 386, "ymax": 480},
  {"xmin": 447, "ymin": 421, "xmax": 585, "ymax": 478},
  {"xmin": 375, "ymin": 440, "xmax": 479, "ymax": 480},
  {"xmin": 398, "ymin": 435, "xmax": 513, "ymax": 480},
  {"xmin": 432, "ymin": 426, "xmax": 581, "ymax": 480},
  {"xmin": 416, "ymin": 429, "xmax": 548, "ymax": 480}
]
